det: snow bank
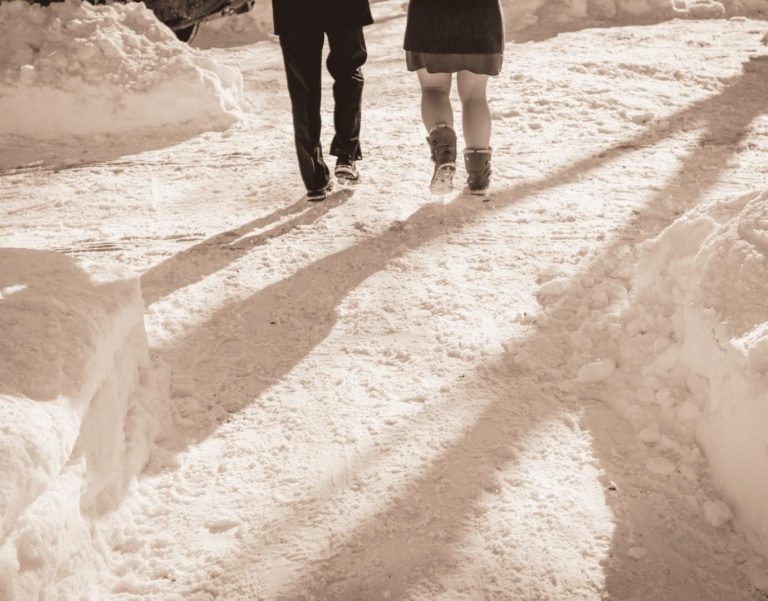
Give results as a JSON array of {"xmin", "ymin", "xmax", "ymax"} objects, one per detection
[
  {"xmin": 629, "ymin": 192, "xmax": 768, "ymax": 567},
  {"xmin": 0, "ymin": 249, "xmax": 170, "ymax": 600},
  {"xmin": 0, "ymin": 0, "xmax": 243, "ymax": 139},
  {"xmin": 503, "ymin": 0, "xmax": 767, "ymax": 32},
  {"xmin": 555, "ymin": 191, "xmax": 768, "ymax": 587}
]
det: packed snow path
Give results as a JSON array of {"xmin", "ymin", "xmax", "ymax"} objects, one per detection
[{"xmin": 2, "ymin": 2, "xmax": 768, "ymax": 599}]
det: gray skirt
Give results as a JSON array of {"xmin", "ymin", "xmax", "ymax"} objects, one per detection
[{"xmin": 406, "ymin": 51, "xmax": 503, "ymax": 76}]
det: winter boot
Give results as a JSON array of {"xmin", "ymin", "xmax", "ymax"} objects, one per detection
[
  {"xmin": 307, "ymin": 179, "xmax": 334, "ymax": 202},
  {"xmin": 334, "ymin": 154, "xmax": 360, "ymax": 184},
  {"xmin": 426, "ymin": 123, "xmax": 457, "ymax": 195},
  {"xmin": 464, "ymin": 148, "xmax": 492, "ymax": 196}
]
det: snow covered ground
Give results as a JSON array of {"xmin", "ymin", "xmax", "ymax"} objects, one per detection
[{"xmin": 1, "ymin": 0, "xmax": 768, "ymax": 599}]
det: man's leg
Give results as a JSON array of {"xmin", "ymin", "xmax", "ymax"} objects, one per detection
[
  {"xmin": 279, "ymin": 29, "xmax": 329, "ymax": 192},
  {"xmin": 326, "ymin": 27, "xmax": 367, "ymax": 162}
]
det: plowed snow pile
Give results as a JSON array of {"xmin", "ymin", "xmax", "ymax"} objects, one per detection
[
  {"xmin": 0, "ymin": 0, "xmax": 243, "ymax": 138},
  {"xmin": 0, "ymin": 250, "xmax": 171, "ymax": 600}
]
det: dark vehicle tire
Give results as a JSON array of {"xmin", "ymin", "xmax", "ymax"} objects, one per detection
[{"xmin": 174, "ymin": 22, "xmax": 199, "ymax": 43}]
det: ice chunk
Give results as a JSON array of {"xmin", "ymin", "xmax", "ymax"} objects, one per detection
[
  {"xmin": 576, "ymin": 358, "xmax": 616, "ymax": 383},
  {"xmin": 704, "ymin": 500, "xmax": 733, "ymax": 528},
  {"xmin": 646, "ymin": 456, "xmax": 675, "ymax": 475}
]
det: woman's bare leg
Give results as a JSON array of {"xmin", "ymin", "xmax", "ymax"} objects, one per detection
[
  {"xmin": 417, "ymin": 69, "xmax": 453, "ymax": 132},
  {"xmin": 457, "ymin": 70, "xmax": 491, "ymax": 148}
]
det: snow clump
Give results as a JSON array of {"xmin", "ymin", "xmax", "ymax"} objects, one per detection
[{"xmin": 0, "ymin": 0, "xmax": 244, "ymax": 139}]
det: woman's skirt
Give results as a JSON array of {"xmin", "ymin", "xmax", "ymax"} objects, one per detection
[{"xmin": 406, "ymin": 51, "xmax": 503, "ymax": 76}]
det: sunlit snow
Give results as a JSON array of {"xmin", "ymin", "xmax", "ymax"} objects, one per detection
[{"xmin": 1, "ymin": 0, "xmax": 768, "ymax": 599}]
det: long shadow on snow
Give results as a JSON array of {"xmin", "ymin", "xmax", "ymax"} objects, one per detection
[
  {"xmin": 0, "ymin": 129, "xmax": 212, "ymax": 176},
  {"xmin": 158, "ymin": 55, "xmax": 768, "ymax": 437},
  {"xmin": 158, "ymin": 59, "xmax": 767, "ymax": 598},
  {"xmin": 589, "ymin": 57, "xmax": 768, "ymax": 601},
  {"xmin": 118, "ymin": 51, "xmax": 768, "ymax": 599},
  {"xmin": 140, "ymin": 191, "xmax": 353, "ymax": 305}
]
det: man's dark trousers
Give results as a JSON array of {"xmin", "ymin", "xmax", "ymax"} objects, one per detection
[{"xmin": 279, "ymin": 27, "xmax": 367, "ymax": 192}]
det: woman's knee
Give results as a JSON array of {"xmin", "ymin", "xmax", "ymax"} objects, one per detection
[
  {"xmin": 418, "ymin": 70, "xmax": 451, "ymax": 94},
  {"xmin": 457, "ymin": 72, "xmax": 488, "ymax": 102},
  {"xmin": 421, "ymin": 85, "xmax": 451, "ymax": 100}
]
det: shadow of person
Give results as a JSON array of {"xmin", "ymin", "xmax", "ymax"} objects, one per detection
[
  {"xmin": 163, "ymin": 58, "xmax": 768, "ymax": 599},
  {"xmin": 0, "ymin": 129, "xmax": 214, "ymax": 175},
  {"xmin": 580, "ymin": 401, "xmax": 764, "ymax": 601},
  {"xmin": 141, "ymin": 190, "xmax": 353, "ymax": 305},
  {"xmin": 528, "ymin": 55, "xmax": 768, "ymax": 220},
  {"xmin": 154, "ymin": 197, "xmax": 460, "ymax": 439}
]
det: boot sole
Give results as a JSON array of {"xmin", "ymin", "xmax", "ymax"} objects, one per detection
[
  {"xmin": 334, "ymin": 167, "xmax": 360, "ymax": 184},
  {"xmin": 430, "ymin": 163, "xmax": 456, "ymax": 195}
]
